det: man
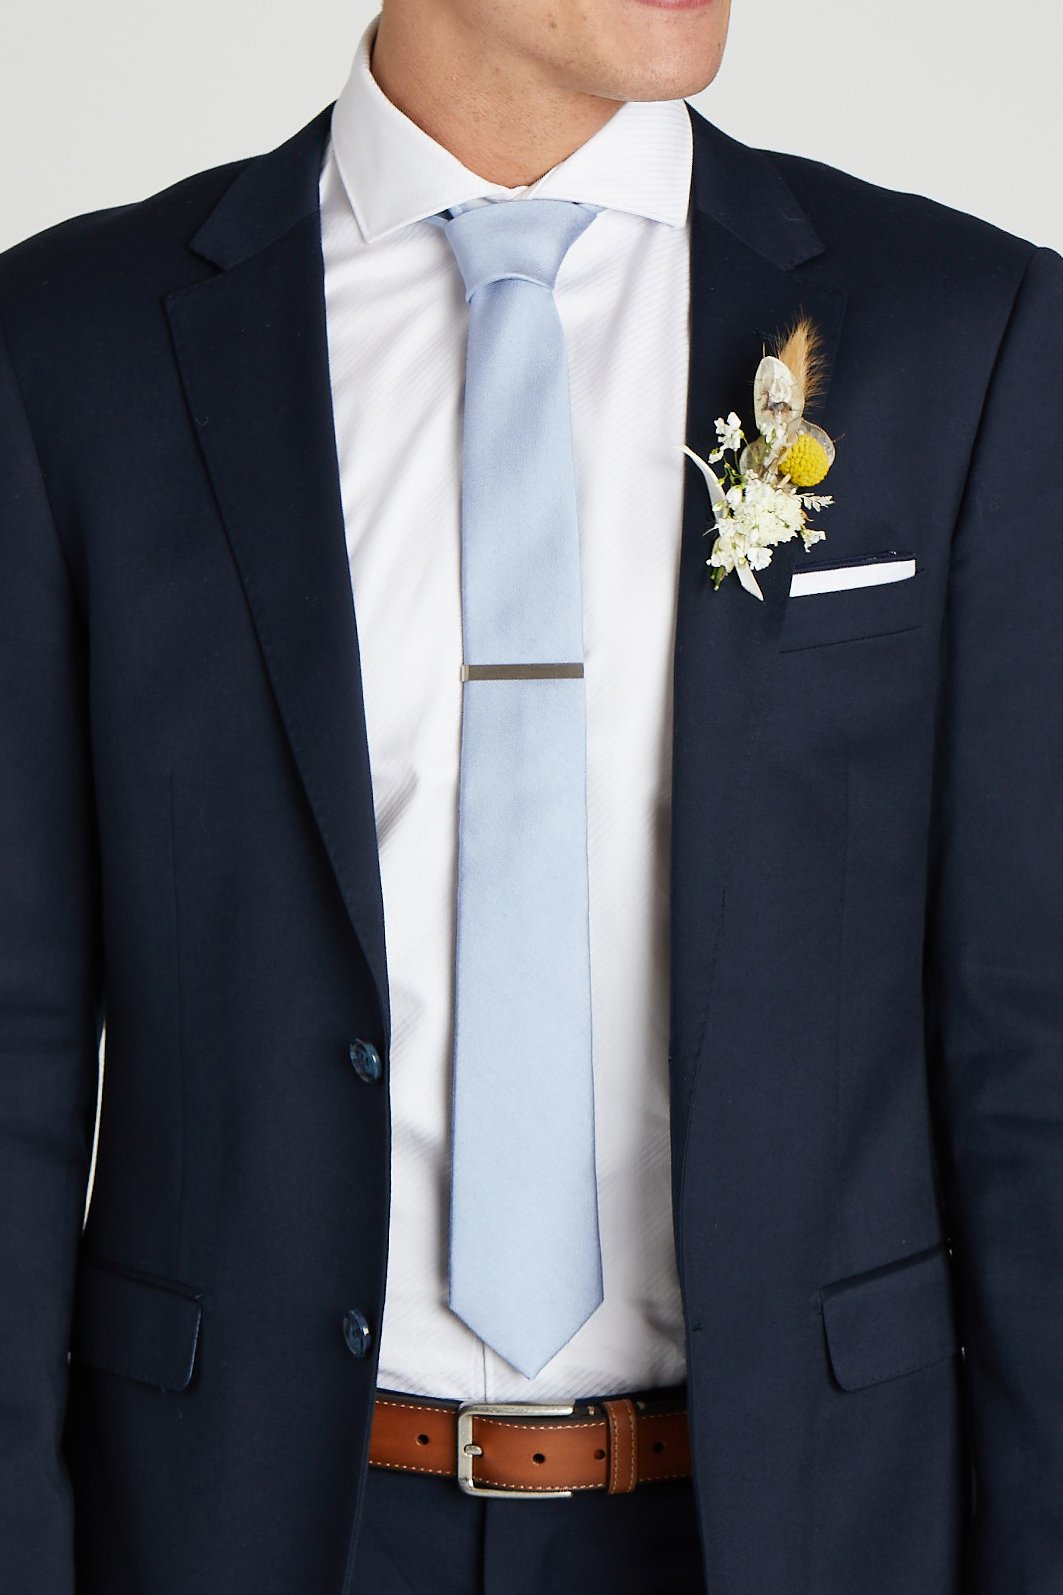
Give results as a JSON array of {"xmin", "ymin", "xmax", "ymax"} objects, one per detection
[{"xmin": 1, "ymin": 0, "xmax": 1061, "ymax": 1588}]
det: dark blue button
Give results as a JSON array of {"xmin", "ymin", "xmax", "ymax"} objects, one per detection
[
  {"xmin": 342, "ymin": 1307, "xmax": 373, "ymax": 1359},
  {"xmin": 348, "ymin": 1038, "xmax": 383, "ymax": 1084}
]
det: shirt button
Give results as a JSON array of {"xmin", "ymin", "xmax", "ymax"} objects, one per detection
[
  {"xmin": 348, "ymin": 1038, "xmax": 383, "ymax": 1084},
  {"xmin": 342, "ymin": 1308, "xmax": 373, "ymax": 1359}
]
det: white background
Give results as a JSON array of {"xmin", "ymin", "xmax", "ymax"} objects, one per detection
[{"xmin": 2, "ymin": 0, "xmax": 1060, "ymax": 256}]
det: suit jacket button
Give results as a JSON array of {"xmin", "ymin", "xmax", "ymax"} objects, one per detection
[
  {"xmin": 342, "ymin": 1308, "xmax": 373, "ymax": 1359},
  {"xmin": 348, "ymin": 1038, "xmax": 383, "ymax": 1084}
]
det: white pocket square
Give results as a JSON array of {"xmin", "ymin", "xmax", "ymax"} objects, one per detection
[{"xmin": 790, "ymin": 556, "xmax": 917, "ymax": 598}]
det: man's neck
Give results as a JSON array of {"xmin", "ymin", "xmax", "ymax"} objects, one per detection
[{"xmin": 369, "ymin": 7, "xmax": 623, "ymax": 188}]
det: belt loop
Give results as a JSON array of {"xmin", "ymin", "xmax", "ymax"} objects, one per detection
[{"xmin": 603, "ymin": 1397, "xmax": 639, "ymax": 1495}]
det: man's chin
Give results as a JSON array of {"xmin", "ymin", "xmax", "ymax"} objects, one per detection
[
  {"xmin": 621, "ymin": 73, "xmax": 722, "ymax": 101},
  {"xmin": 564, "ymin": 42, "xmax": 727, "ymax": 106},
  {"xmin": 578, "ymin": 66, "xmax": 723, "ymax": 105}
]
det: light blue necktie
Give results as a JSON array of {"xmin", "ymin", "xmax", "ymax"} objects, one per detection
[{"xmin": 428, "ymin": 196, "xmax": 604, "ymax": 1378}]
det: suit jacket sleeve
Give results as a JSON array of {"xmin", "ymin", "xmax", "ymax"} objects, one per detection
[
  {"xmin": 926, "ymin": 243, "xmax": 1063, "ymax": 1589},
  {"xmin": 0, "ymin": 318, "xmax": 103, "ymax": 1591}
]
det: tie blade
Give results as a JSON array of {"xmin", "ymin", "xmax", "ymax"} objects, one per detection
[
  {"xmin": 449, "ymin": 1254, "xmax": 605, "ymax": 1380},
  {"xmin": 448, "ymin": 677, "xmax": 600, "ymax": 1373}
]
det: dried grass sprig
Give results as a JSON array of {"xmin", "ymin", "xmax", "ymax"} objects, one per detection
[{"xmin": 774, "ymin": 318, "xmax": 826, "ymax": 409}]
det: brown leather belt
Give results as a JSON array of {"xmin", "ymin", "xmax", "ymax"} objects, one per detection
[{"xmin": 368, "ymin": 1391, "xmax": 690, "ymax": 1498}]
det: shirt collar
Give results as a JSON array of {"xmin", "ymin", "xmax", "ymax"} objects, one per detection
[{"xmin": 330, "ymin": 11, "xmax": 693, "ymax": 244}]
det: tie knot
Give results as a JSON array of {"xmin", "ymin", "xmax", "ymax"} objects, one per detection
[{"xmin": 433, "ymin": 197, "xmax": 601, "ymax": 301}]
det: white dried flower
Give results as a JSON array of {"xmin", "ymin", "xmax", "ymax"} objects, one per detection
[{"xmin": 709, "ymin": 411, "xmax": 744, "ymax": 461}]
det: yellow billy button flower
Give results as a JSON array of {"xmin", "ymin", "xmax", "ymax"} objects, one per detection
[{"xmin": 781, "ymin": 432, "xmax": 831, "ymax": 488}]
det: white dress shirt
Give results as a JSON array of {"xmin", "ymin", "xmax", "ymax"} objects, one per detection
[{"xmin": 320, "ymin": 11, "xmax": 692, "ymax": 1401}]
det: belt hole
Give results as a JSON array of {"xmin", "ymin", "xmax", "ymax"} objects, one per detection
[
  {"xmin": 594, "ymin": 1448, "xmax": 606, "ymax": 1460},
  {"xmin": 532, "ymin": 1452, "xmax": 546, "ymax": 1465},
  {"xmin": 652, "ymin": 1441, "xmax": 665, "ymax": 1454},
  {"xmin": 416, "ymin": 1434, "xmax": 430, "ymax": 1446}
]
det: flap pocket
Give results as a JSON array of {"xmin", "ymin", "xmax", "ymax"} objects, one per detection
[
  {"xmin": 69, "ymin": 1251, "xmax": 205, "ymax": 1391},
  {"xmin": 820, "ymin": 1242, "xmax": 959, "ymax": 1392},
  {"xmin": 779, "ymin": 557, "xmax": 926, "ymax": 652}
]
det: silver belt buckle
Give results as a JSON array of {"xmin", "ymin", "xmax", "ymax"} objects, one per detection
[{"xmin": 456, "ymin": 1400, "xmax": 575, "ymax": 1499}]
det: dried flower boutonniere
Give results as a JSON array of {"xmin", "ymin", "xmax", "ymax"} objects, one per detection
[{"xmin": 682, "ymin": 319, "xmax": 837, "ymax": 600}]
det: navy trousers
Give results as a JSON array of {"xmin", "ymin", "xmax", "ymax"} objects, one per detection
[{"xmin": 350, "ymin": 1465, "xmax": 708, "ymax": 1594}]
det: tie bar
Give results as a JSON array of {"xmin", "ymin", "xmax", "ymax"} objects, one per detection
[{"xmin": 461, "ymin": 663, "xmax": 584, "ymax": 681}]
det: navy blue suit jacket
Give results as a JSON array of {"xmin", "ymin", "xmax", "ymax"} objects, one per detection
[{"xmin": 1, "ymin": 99, "xmax": 1062, "ymax": 1593}]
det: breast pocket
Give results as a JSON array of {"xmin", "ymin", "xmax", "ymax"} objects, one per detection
[{"xmin": 779, "ymin": 551, "xmax": 926, "ymax": 653}]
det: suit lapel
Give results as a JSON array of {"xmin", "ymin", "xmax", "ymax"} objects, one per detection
[
  {"xmin": 165, "ymin": 110, "xmax": 392, "ymax": 1047},
  {"xmin": 669, "ymin": 108, "xmax": 847, "ymax": 1138}
]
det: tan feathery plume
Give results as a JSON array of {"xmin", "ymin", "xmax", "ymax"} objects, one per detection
[{"xmin": 774, "ymin": 318, "xmax": 826, "ymax": 408}]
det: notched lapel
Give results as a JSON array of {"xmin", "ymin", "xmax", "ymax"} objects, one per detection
[
  {"xmin": 164, "ymin": 115, "xmax": 391, "ymax": 1047},
  {"xmin": 669, "ymin": 108, "xmax": 848, "ymax": 1152}
]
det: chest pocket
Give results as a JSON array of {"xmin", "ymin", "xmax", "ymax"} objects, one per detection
[{"xmin": 779, "ymin": 555, "xmax": 926, "ymax": 653}]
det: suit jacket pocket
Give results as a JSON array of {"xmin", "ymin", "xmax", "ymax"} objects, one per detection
[
  {"xmin": 779, "ymin": 561, "xmax": 926, "ymax": 652},
  {"xmin": 819, "ymin": 1241, "xmax": 960, "ymax": 1392},
  {"xmin": 69, "ymin": 1250, "xmax": 205, "ymax": 1391}
]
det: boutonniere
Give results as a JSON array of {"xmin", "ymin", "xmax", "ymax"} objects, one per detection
[{"xmin": 682, "ymin": 319, "xmax": 837, "ymax": 600}]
